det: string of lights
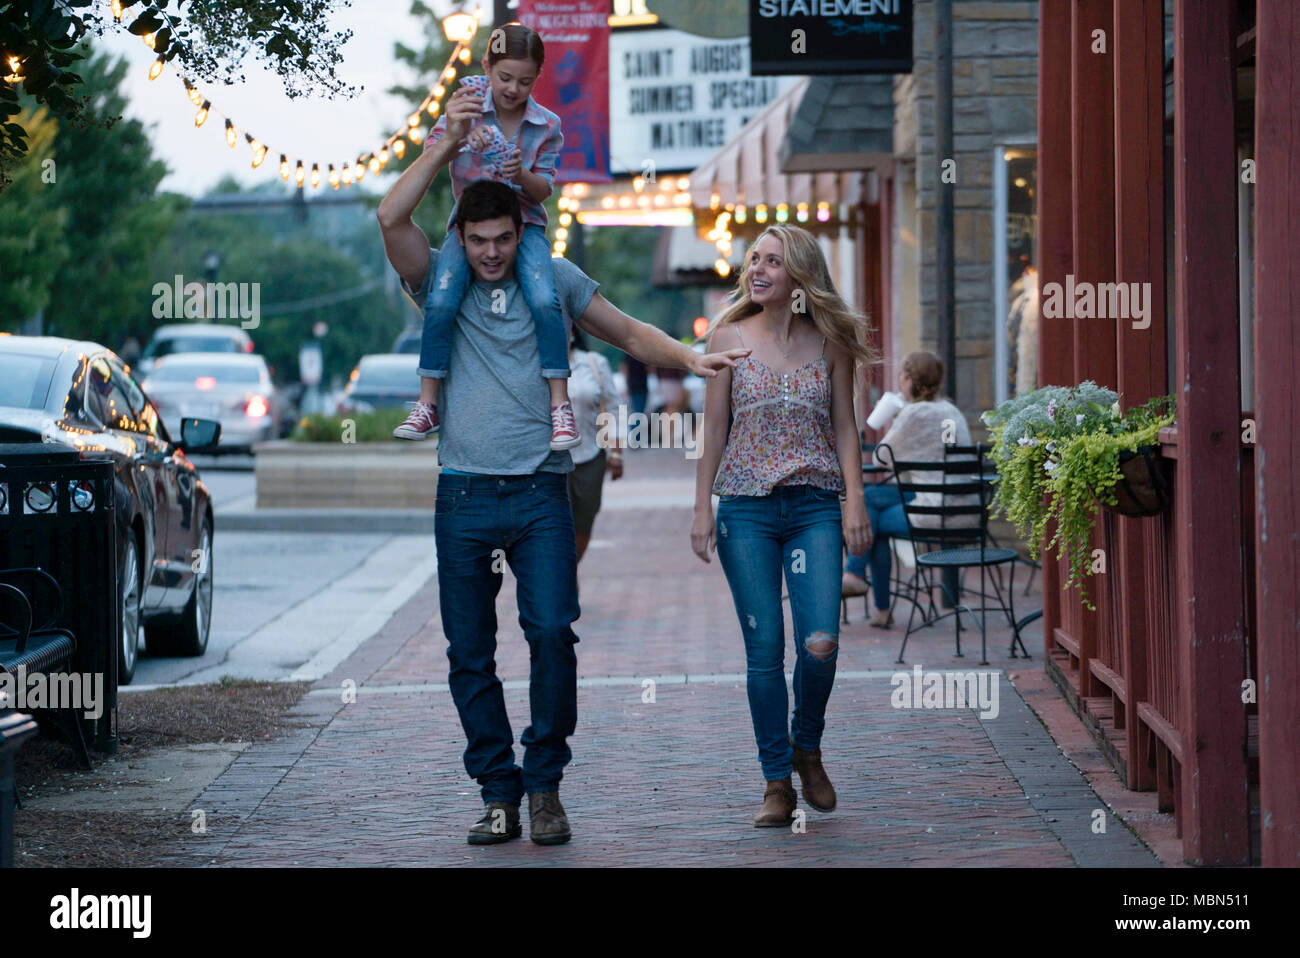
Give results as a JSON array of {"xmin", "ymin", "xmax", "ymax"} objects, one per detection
[{"xmin": 109, "ymin": 0, "xmax": 485, "ymax": 189}]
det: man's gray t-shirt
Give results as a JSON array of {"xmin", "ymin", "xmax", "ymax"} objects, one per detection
[{"xmin": 402, "ymin": 247, "xmax": 599, "ymax": 475}]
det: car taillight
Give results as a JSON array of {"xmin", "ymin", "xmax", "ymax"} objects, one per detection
[
  {"xmin": 195, "ymin": 376, "xmax": 216, "ymax": 390},
  {"xmin": 245, "ymin": 395, "xmax": 269, "ymax": 418},
  {"xmin": 244, "ymin": 341, "xmax": 255, "ymax": 353}
]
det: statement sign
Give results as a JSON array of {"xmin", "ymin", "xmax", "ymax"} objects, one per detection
[{"xmin": 749, "ymin": 0, "xmax": 913, "ymax": 75}]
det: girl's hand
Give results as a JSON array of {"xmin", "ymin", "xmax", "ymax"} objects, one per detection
[
  {"xmin": 501, "ymin": 149, "xmax": 523, "ymax": 181},
  {"xmin": 690, "ymin": 507, "xmax": 716, "ymax": 562},
  {"xmin": 443, "ymin": 89, "xmax": 484, "ymax": 143},
  {"xmin": 842, "ymin": 498, "xmax": 872, "ymax": 556},
  {"xmin": 466, "ymin": 126, "xmax": 493, "ymax": 151}
]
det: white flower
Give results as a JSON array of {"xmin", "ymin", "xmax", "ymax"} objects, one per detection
[
  {"xmin": 1044, "ymin": 460, "xmax": 1059, "ymax": 474},
  {"xmin": 1110, "ymin": 401, "xmax": 1121, "ymax": 418},
  {"xmin": 1075, "ymin": 413, "xmax": 1086, "ymax": 426},
  {"xmin": 1046, "ymin": 441, "xmax": 1057, "ymax": 453},
  {"xmin": 1017, "ymin": 436, "xmax": 1038, "ymax": 447}
]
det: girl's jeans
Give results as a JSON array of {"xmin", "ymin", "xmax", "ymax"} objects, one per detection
[
  {"xmin": 716, "ymin": 484, "xmax": 843, "ymax": 782},
  {"xmin": 417, "ymin": 224, "xmax": 571, "ymax": 381},
  {"xmin": 845, "ymin": 483, "xmax": 915, "ymax": 611}
]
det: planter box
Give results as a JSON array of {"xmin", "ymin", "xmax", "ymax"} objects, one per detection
[{"xmin": 253, "ymin": 439, "xmax": 441, "ymax": 509}]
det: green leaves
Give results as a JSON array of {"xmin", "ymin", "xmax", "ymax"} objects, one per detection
[{"xmin": 985, "ymin": 384, "xmax": 1175, "ymax": 609}]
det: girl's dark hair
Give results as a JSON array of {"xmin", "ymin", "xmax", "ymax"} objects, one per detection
[{"xmin": 485, "ymin": 23, "xmax": 545, "ymax": 68}]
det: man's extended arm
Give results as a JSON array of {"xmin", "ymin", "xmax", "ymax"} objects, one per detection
[
  {"xmin": 575, "ymin": 292, "xmax": 749, "ymax": 378},
  {"xmin": 376, "ymin": 89, "xmax": 481, "ymax": 290}
]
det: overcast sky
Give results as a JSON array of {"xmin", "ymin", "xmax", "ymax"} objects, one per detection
[{"xmin": 98, "ymin": 1, "xmax": 462, "ymax": 197}]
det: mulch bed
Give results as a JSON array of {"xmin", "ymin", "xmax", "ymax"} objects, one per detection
[{"xmin": 11, "ymin": 678, "xmax": 310, "ymax": 868}]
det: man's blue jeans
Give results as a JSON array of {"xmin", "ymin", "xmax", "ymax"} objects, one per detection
[
  {"xmin": 418, "ymin": 225, "xmax": 571, "ymax": 380},
  {"xmin": 434, "ymin": 471, "xmax": 580, "ymax": 805},
  {"xmin": 715, "ymin": 484, "xmax": 843, "ymax": 781},
  {"xmin": 845, "ymin": 483, "xmax": 915, "ymax": 611}
]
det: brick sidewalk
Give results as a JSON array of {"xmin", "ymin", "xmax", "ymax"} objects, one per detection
[{"xmin": 183, "ymin": 449, "xmax": 1163, "ymax": 867}]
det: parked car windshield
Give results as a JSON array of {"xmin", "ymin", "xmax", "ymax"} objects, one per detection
[
  {"xmin": 0, "ymin": 353, "xmax": 56, "ymax": 409},
  {"xmin": 354, "ymin": 363, "xmax": 417, "ymax": 390},
  {"xmin": 144, "ymin": 336, "xmax": 241, "ymax": 358},
  {"xmin": 150, "ymin": 362, "xmax": 262, "ymax": 384}
]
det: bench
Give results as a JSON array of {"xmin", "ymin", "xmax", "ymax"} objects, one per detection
[{"xmin": 0, "ymin": 568, "xmax": 91, "ymax": 768}]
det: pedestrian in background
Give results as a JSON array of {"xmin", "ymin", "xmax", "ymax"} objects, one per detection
[
  {"xmin": 622, "ymin": 355, "xmax": 648, "ymax": 416},
  {"xmin": 692, "ymin": 223, "xmax": 875, "ymax": 828},
  {"xmin": 568, "ymin": 326, "xmax": 622, "ymax": 561}
]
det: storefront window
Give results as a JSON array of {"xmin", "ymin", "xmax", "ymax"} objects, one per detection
[{"xmin": 994, "ymin": 147, "xmax": 1038, "ymax": 403}]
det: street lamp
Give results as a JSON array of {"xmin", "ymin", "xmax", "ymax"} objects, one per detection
[{"xmin": 442, "ymin": 10, "xmax": 477, "ymax": 43}]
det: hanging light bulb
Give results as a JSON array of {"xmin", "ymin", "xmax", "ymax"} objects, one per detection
[
  {"xmin": 224, "ymin": 119, "xmax": 237, "ymax": 148},
  {"xmin": 184, "ymin": 78, "xmax": 202, "ymax": 106},
  {"xmin": 379, "ymin": 147, "xmax": 391, "ymax": 165},
  {"xmin": 434, "ymin": 84, "xmax": 446, "ymax": 98},
  {"xmin": 148, "ymin": 57, "xmax": 164, "ymax": 80},
  {"xmin": 368, "ymin": 155, "xmax": 381, "ymax": 174},
  {"xmin": 195, "ymin": 100, "xmax": 210, "ymax": 127},
  {"xmin": 279, "ymin": 155, "xmax": 290, "ymax": 181},
  {"xmin": 328, "ymin": 164, "xmax": 340, "ymax": 189},
  {"xmin": 111, "ymin": 0, "xmax": 123, "ymax": 19},
  {"xmin": 442, "ymin": 67, "xmax": 456, "ymax": 81},
  {"xmin": 392, "ymin": 138, "xmax": 406, "ymax": 158},
  {"xmin": 408, "ymin": 112, "xmax": 420, "ymax": 128},
  {"xmin": 459, "ymin": 48, "xmax": 471, "ymax": 63},
  {"xmin": 142, "ymin": 32, "xmax": 156, "ymax": 50},
  {"xmin": 295, "ymin": 161, "xmax": 306, "ymax": 186},
  {"xmin": 354, "ymin": 162, "xmax": 365, "ymax": 183},
  {"xmin": 342, "ymin": 163, "xmax": 353, "ymax": 185},
  {"xmin": 408, "ymin": 126, "xmax": 422, "ymax": 143},
  {"xmin": 310, "ymin": 163, "xmax": 321, "ymax": 188},
  {"xmin": 715, "ymin": 259, "xmax": 731, "ymax": 277},
  {"xmin": 427, "ymin": 101, "xmax": 440, "ymax": 117},
  {"xmin": 249, "ymin": 137, "xmax": 267, "ymax": 169}
]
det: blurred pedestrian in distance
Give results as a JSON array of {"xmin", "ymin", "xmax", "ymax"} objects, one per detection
[
  {"xmin": 622, "ymin": 355, "xmax": 648, "ymax": 416},
  {"xmin": 567, "ymin": 326, "xmax": 622, "ymax": 561}
]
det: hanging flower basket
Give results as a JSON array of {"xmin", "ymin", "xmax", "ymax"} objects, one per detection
[{"xmin": 1104, "ymin": 444, "xmax": 1172, "ymax": 517}]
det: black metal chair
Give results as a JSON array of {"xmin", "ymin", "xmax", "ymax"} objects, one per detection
[
  {"xmin": 878, "ymin": 442, "xmax": 1030, "ymax": 666},
  {"xmin": 0, "ymin": 568, "xmax": 90, "ymax": 769}
]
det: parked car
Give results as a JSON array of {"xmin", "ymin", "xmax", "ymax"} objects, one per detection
[
  {"xmin": 138, "ymin": 323, "xmax": 254, "ymax": 375},
  {"xmin": 0, "ymin": 336, "xmax": 220, "ymax": 684},
  {"xmin": 392, "ymin": 328, "xmax": 421, "ymax": 355},
  {"xmin": 142, "ymin": 353, "xmax": 287, "ymax": 453},
  {"xmin": 339, "ymin": 354, "xmax": 420, "ymax": 414}
]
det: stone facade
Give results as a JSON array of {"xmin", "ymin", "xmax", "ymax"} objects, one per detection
[{"xmin": 894, "ymin": 0, "xmax": 1039, "ymax": 426}]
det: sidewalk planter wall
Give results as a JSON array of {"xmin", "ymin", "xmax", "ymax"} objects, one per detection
[{"xmin": 253, "ymin": 440, "xmax": 441, "ymax": 509}]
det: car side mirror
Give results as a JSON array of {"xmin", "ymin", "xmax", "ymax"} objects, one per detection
[{"xmin": 178, "ymin": 417, "xmax": 221, "ymax": 453}]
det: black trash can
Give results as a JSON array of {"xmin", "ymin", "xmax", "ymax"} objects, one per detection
[
  {"xmin": 0, "ymin": 443, "xmax": 118, "ymax": 753},
  {"xmin": 0, "ymin": 690, "xmax": 38, "ymax": 868}
]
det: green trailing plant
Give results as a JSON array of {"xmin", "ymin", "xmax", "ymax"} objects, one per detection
[{"xmin": 982, "ymin": 383, "xmax": 1175, "ymax": 609}]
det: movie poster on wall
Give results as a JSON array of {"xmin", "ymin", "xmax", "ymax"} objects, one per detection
[{"xmin": 516, "ymin": 0, "xmax": 613, "ymax": 182}]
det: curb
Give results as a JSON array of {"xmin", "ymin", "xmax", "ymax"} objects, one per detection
[{"xmin": 216, "ymin": 509, "xmax": 436, "ymax": 533}]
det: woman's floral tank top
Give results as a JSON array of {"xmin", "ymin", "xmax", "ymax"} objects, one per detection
[{"xmin": 712, "ymin": 323, "xmax": 845, "ymax": 496}]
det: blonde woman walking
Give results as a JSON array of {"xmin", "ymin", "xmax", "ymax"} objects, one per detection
[{"xmin": 692, "ymin": 224, "xmax": 876, "ymax": 827}]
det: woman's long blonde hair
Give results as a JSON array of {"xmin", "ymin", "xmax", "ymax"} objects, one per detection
[{"xmin": 705, "ymin": 224, "xmax": 878, "ymax": 368}]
